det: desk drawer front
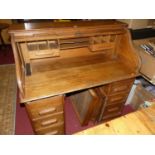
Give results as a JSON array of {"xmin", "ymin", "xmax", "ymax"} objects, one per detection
[
  {"xmin": 106, "ymin": 93, "xmax": 128, "ymax": 105},
  {"xmin": 101, "ymin": 78, "xmax": 134, "ymax": 95},
  {"xmin": 26, "ymin": 40, "xmax": 60, "ymax": 59},
  {"xmin": 35, "ymin": 122, "xmax": 64, "ymax": 135},
  {"xmin": 102, "ymin": 103, "xmax": 123, "ymax": 120},
  {"xmin": 32, "ymin": 112, "xmax": 64, "ymax": 129},
  {"xmin": 26, "ymin": 95, "xmax": 64, "ymax": 119},
  {"xmin": 89, "ymin": 42, "xmax": 115, "ymax": 52},
  {"xmin": 25, "ymin": 95, "xmax": 65, "ymax": 135},
  {"xmin": 110, "ymin": 79, "xmax": 134, "ymax": 94}
]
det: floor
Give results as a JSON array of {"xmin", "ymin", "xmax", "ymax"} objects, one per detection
[
  {"xmin": 0, "ymin": 46, "xmax": 14, "ymax": 65},
  {"xmin": 0, "ymin": 45, "xmax": 134, "ymax": 135}
]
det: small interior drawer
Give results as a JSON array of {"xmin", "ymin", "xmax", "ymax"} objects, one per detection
[
  {"xmin": 89, "ymin": 35, "xmax": 116, "ymax": 52},
  {"xmin": 89, "ymin": 42, "xmax": 115, "ymax": 52},
  {"xmin": 35, "ymin": 122, "xmax": 64, "ymax": 135},
  {"xmin": 32, "ymin": 111, "xmax": 64, "ymax": 129},
  {"xmin": 25, "ymin": 95, "xmax": 64, "ymax": 120},
  {"xmin": 27, "ymin": 40, "xmax": 59, "ymax": 50},
  {"xmin": 22, "ymin": 40, "xmax": 60, "ymax": 59}
]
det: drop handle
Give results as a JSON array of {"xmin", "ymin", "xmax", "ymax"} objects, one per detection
[
  {"xmin": 39, "ymin": 107, "xmax": 56, "ymax": 115},
  {"xmin": 110, "ymin": 96, "xmax": 124, "ymax": 102},
  {"xmin": 108, "ymin": 107, "xmax": 119, "ymax": 112},
  {"xmin": 45, "ymin": 130, "xmax": 58, "ymax": 135},
  {"xmin": 113, "ymin": 86, "xmax": 127, "ymax": 92},
  {"xmin": 75, "ymin": 32, "xmax": 82, "ymax": 37},
  {"xmin": 41, "ymin": 118, "xmax": 57, "ymax": 126}
]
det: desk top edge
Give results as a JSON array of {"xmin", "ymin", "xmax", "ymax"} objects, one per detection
[{"xmin": 8, "ymin": 20, "xmax": 128, "ymax": 33}]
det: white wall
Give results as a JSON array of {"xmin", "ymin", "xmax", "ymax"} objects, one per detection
[
  {"xmin": 117, "ymin": 19, "xmax": 150, "ymax": 29},
  {"xmin": 0, "ymin": 19, "xmax": 12, "ymax": 44}
]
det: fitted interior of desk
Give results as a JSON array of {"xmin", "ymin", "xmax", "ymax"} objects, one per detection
[
  {"xmin": 10, "ymin": 21, "xmax": 140, "ymax": 103},
  {"xmin": 21, "ymin": 46, "xmax": 137, "ymax": 102}
]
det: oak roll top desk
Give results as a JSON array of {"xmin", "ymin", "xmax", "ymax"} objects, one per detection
[{"xmin": 9, "ymin": 20, "xmax": 140, "ymax": 135}]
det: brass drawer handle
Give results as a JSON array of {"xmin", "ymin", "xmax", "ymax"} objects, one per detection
[
  {"xmin": 110, "ymin": 96, "xmax": 125, "ymax": 102},
  {"xmin": 41, "ymin": 118, "xmax": 57, "ymax": 126},
  {"xmin": 113, "ymin": 86, "xmax": 128, "ymax": 92},
  {"xmin": 39, "ymin": 107, "xmax": 56, "ymax": 115},
  {"xmin": 75, "ymin": 32, "xmax": 82, "ymax": 37},
  {"xmin": 45, "ymin": 130, "xmax": 58, "ymax": 135},
  {"xmin": 108, "ymin": 107, "xmax": 119, "ymax": 112}
]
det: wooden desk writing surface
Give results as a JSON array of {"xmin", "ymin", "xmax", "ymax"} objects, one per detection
[
  {"xmin": 24, "ymin": 54, "xmax": 136, "ymax": 102},
  {"xmin": 76, "ymin": 105, "xmax": 155, "ymax": 135},
  {"xmin": 9, "ymin": 20, "xmax": 140, "ymax": 134}
]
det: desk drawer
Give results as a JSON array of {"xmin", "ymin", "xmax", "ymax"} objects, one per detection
[
  {"xmin": 26, "ymin": 95, "xmax": 64, "ymax": 120},
  {"xmin": 101, "ymin": 78, "xmax": 134, "ymax": 95},
  {"xmin": 35, "ymin": 122, "xmax": 64, "ymax": 135},
  {"xmin": 106, "ymin": 93, "xmax": 129, "ymax": 105},
  {"xmin": 102, "ymin": 103, "xmax": 123, "ymax": 120},
  {"xmin": 32, "ymin": 111, "xmax": 64, "ymax": 129}
]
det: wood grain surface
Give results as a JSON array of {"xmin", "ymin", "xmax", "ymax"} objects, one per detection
[
  {"xmin": 9, "ymin": 20, "xmax": 140, "ymax": 103},
  {"xmin": 75, "ymin": 105, "xmax": 155, "ymax": 135}
]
